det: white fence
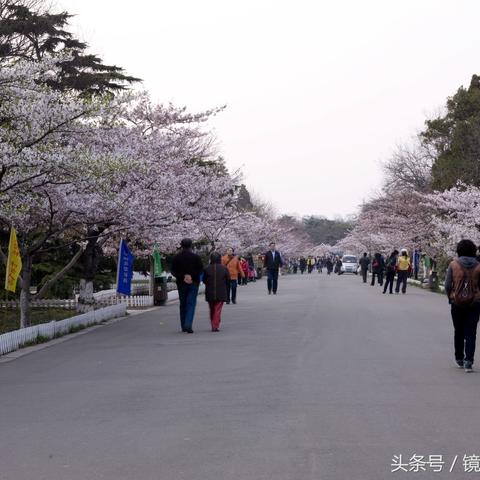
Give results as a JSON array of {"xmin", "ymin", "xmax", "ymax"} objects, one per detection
[
  {"xmin": 0, "ymin": 299, "xmax": 77, "ymax": 310},
  {"xmin": 0, "ymin": 304, "xmax": 126, "ymax": 356},
  {"xmin": 97, "ymin": 295, "xmax": 154, "ymax": 308}
]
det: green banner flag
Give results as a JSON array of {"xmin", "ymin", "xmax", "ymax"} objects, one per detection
[{"xmin": 152, "ymin": 248, "xmax": 163, "ymax": 278}]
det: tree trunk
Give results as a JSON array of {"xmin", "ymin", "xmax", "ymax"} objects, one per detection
[
  {"xmin": 149, "ymin": 257, "xmax": 154, "ymax": 296},
  {"xmin": 76, "ymin": 231, "xmax": 103, "ymax": 313},
  {"xmin": 19, "ymin": 255, "xmax": 32, "ymax": 328},
  {"xmin": 77, "ymin": 279, "xmax": 95, "ymax": 313}
]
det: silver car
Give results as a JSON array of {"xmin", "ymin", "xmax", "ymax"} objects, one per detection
[{"xmin": 341, "ymin": 255, "xmax": 359, "ymax": 274}]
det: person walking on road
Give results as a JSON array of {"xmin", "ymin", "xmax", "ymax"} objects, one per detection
[
  {"xmin": 317, "ymin": 258, "xmax": 323, "ymax": 274},
  {"xmin": 264, "ymin": 242, "xmax": 283, "ymax": 295},
  {"xmin": 326, "ymin": 257, "xmax": 333, "ymax": 275},
  {"xmin": 359, "ymin": 252, "xmax": 370, "ymax": 283},
  {"xmin": 383, "ymin": 250, "xmax": 399, "ymax": 294},
  {"xmin": 246, "ymin": 253, "xmax": 256, "ymax": 282},
  {"xmin": 307, "ymin": 257, "xmax": 315, "ymax": 274},
  {"xmin": 240, "ymin": 256, "xmax": 249, "ymax": 285},
  {"xmin": 203, "ymin": 252, "xmax": 230, "ymax": 332},
  {"xmin": 222, "ymin": 248, "xmax": 244, "ymax": 304},
  {"xmin": 445, "ymin": 239, "xmax": 480, "ymax": 372},
  {"xmin": 299, "ymin": 257, "xmax": 307, "ymax": 274},
  {"xmin": 395, "ymin": 249, "xmax": 411, "ymax": 294},
  {"xmin": 334, "ymin": 256, "xmax": 343, "ymax": 275},
  {"xmin": 371, "ymin": 252, "xmax": 385, "ymax": 286},
  {"xmin": 171, "ymin": 238, "xmax": 204, "ymax": 333}
]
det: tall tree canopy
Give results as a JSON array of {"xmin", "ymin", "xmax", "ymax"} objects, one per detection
[
  {"xmin": 0, "ymin": 0, "xmax": 140, "ymax": 95},
  {"xmin": 422, "ymin": 74, "xmax": 480, "ymax": 190}
]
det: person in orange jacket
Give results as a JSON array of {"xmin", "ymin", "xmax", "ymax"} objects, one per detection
[{"xmin": 221, "ymin": 247, "xmax": 245, "ymax": 304}]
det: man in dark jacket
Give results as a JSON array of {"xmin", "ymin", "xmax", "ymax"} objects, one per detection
[
  {"xmin": 445, "ymin": 239, "xmax": 480, "ymax": 372},
  {"xmin": 359, "ymin": 252, "xmax": 370, "ymax": 283},
  {"xmin": 383, "ymin": 250, "xmax": 398, "ymax": 294},
  {"xmin": 171, "ymin": 238, "xmax": 204, "ymax": 333},
  {"xmin": 264, "ymin": 242, "xmax": 283, "ymax": 295}
]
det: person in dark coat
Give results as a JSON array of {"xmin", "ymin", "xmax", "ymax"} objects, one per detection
[
  {"xmin": 264, "ymin": 242, "xmax": 283, "ymax": 294},
  {"xmin": 445, "ymin": 239, "xmax": 480, "ymax": 372},
  {"xmin": 359, "ymin": 252, "xmax": 370, "ymax": 283},
  {"xmin": 326, "ymin": 258, "xmax": 333, "ymax": 275},
  {"xmin": 334, "ymin": 257, "xmax": 342, "ymax": 274},
  {"xmin": 246, "ymin": 253, "xmax": 256, "ymax": 282},
  {"xmin": 203, "ymin": 252, "xmax": 230, "ymax": 332},
  {"xmin": 383, "ymin": 250, "xmax": 399, "ymax": 294},
  {"xmin": 370, "ymin": 252, "xmax": 385, "ymax": 286},
  {"xmin": 171, "ymin": 238, "xmax": 204, "ymax": 333},
  {"xmin": 299, "ymin": 257, "xmax": 307, "ymax": 274}
]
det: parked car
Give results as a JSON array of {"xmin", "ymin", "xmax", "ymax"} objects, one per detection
[{"xmin": 341, "ymin": 255, "xmax": 358, "ymax": 274}]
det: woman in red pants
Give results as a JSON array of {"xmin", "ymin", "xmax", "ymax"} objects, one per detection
[{"xmin": 203, "ymin": 252, "xmax": 230, "ymax": 332}]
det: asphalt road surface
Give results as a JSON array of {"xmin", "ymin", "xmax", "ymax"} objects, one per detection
[{"xmin": 1, "ymin": 273, "xmax": 479, "ymax": 480}]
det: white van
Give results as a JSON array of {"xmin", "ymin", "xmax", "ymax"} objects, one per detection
[{"xmin": 341, "ymin": 255, "xmax": 359, "ymax": 274}]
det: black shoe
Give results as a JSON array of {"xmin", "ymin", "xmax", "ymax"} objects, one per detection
[
  {"xmin": 268, "ymin": 291, "xmax": 271, "ymax": 295},
  {"xmin": 226, "ymin": 301, "xmax": 230, "ymax": 304},
  {"xmin": 182, "ymin": 328, "xmax": 187, "ymax": 332},
  {"xmin": 185, "ymin": 328, "xmax": 194, "ymax": 333},
  {"xmin": 232, "ymin": 300, "xmax": 236, "ymax": 304},
  {"xmin": 273, "ymin": 292, "xmax": 277, "ymax": 295},
  {"xmin": 455, "ymin": 359, "xmax": 464, "ymax": 368}
]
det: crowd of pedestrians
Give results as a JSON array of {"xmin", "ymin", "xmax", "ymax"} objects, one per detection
[
  {"xmin": 171, "ymin": 239, "xmax": 283, "ymax": 333},
  {"xmin": 359, "ymin": 249, "xmax": 413, "ymax": 294},
  {"xmin": 357, "ymin": 241, "xmax": 480, "ymax": 372},
  {"xmin": 289, "ymin": 255, "xmax": 342, "ymax": 276},
  {"xmin": 171, "ymin": 237, "xmax": 480, "ymax": 374}
]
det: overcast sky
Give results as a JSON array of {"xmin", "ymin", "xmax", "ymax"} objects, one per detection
[{"xmin": 59, "ymin": 0, "xmax": 480, "ymax": 218}]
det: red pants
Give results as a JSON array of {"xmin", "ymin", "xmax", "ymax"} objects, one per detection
[{"xmin": 209, "ymin": 302, "xmax": 224, "ymax": 330}]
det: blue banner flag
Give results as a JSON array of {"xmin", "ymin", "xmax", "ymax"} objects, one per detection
[{"xmin": 116, "ymin": 239, "xmax": 135, "ymax": 296}]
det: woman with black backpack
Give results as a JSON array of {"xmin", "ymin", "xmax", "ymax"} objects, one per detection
[
  {"xmin": 382, "ymin": 250, "xmax": 399, "ymax": 294},
  {"xmin": 445, "ymin": 239, "xmax": 480, "ymax": 372}
]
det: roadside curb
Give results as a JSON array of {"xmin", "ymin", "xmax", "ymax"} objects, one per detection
[
  {"xmin": 0, "ymin": 291, "xmax": 195, "ymax": 363},
  {"xmin": 0, "ymin": 313, "xmax": 131, "ymax": 364}
]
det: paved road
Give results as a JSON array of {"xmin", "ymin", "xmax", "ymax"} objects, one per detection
[{"xmin": 1, "ymin": 274, "xmax": 479, "ymax": 480}]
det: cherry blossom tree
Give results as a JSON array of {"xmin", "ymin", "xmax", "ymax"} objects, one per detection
[
  {"xmin": 425, "ymin": 184, "xmax": 480, "ymax": 256},
  {"xmin": 337, "ymin": 191, "xmax": 435, "ymax": 256}
]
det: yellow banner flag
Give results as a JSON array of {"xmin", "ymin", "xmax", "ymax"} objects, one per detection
[{"xmin": 5, "ymin": 227, "xmax": 22, "ymax": 292}]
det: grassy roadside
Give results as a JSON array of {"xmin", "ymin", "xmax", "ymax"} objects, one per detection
[{"xmin": 0, "ymin": 309, "xmax": 77, "ymax": 335}]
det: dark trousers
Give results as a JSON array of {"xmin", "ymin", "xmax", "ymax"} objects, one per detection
[
  {"xmin": 226, "ymin": 279, "xmax": 238, "ymax": 303},
  {"xmin": 371, "ymin": 271, "xmax": 383, "ymax": 286},
  {"xmin": 383, "ymin": 271, "xmax": 395, "ymax": 293},
  {"xmin": 451, "ymin": 304, "xmax": 480, "ymax": 362},
  {"xmin": 267, "ymin": 269, "xmax": 279, "ymax": 293},
  {"xmin": 361, "ymin": 268, "xmax": 368, "ymax": 283},
  {"xmin": 178, "ymin": 283, "xmax": 199, "ymax": 330},
  {"xmin": 395, "ymin": 270, "xmax": 408, "ymax": 293}
]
